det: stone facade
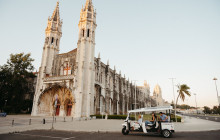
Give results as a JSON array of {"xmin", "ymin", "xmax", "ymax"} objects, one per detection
[{"xmin": 31, "ymin": 0, "xmax": 151, "ymax": 118}]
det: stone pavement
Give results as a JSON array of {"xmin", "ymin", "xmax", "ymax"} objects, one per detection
[
  {"xmin": 175, "ymin": 115, "xmax": 220, "ymax": 132},
  {"xmin": 0, "ymin": 115, "xmax": 220, "ymax": 134}
]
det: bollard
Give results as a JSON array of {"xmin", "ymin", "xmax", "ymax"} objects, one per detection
[
  {"xmin": 55, "ymin": 118, "xmax": 56, "ymax": 123},
  {"xmin": 12, "ymin": 119, "xmax": 14, "ymax": 127},
  {"xmin": 72, "ymin": 117, "xmax": 73, "ymax": 122},
  {"xmin": 29, "ymin": 119, "xmax": 31, "ymax": 125},
  {"xmin": 43, "ymin": 118, "xmax": 45, "ymax": 124},
  {"xmin": 64, "ymin": 117, "xmax": 66, "ymax": 122}
]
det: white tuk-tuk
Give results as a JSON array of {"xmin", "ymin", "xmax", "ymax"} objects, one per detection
[{"xmin": 122, "ymin": 106, "xmax": 175, "ymax": 138}]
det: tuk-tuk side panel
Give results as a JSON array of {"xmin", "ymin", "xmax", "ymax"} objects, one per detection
[{"xmin": 161, "ymin": 123, "xmax": 174, "ymax": 131}]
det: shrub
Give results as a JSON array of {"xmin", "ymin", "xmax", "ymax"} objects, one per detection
[
  {"xmin": 90, "ymin": 114, "xmax": 135, "ymax": 120},
  {"xmin": 3, "ymin": 106, "xmax": 12, "ymax": 114},
  {"xmin": 170, "ymin": 115, "xmax": 181, "ymax": 122}
]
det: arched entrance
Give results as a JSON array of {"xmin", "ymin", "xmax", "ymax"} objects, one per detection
[
  {"xmin": 109, "ymin": 98, "xmax": 113, "ymax": 115},
  {"xmin": 119, "ymin": 93, "xmax": 123, "ymax": 114},
  {"xmin": 37, "ymin": 85, "xmax": 75, "ymax": 117},
  {"xmin": 113, "ymin": 99, "xmax": 117, "ymax": 115},
  {"xmin": 94, "ymin": 84, "xmax": 102, "ymax": 114},
  {"xmin": 55, "ymin": 100, "xmax": 61, "ymax": 116},
  {"xmin": 64, "ymin": 99, "xmax": 72, "ymax": 116},
  {"xmin": 100, "ymin": 95, "xmax": 106, "ymax": 114}
]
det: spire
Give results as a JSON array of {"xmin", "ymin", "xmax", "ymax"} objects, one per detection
[
  {"xmin": 107, "ymin": 60, "xmax": 109, "ymax": 66},
  {"xmin": 86, "ymin": 0, "xmax": 92, "ymax": 6},
  {"xmin": 98, "ymin": 52, "xmax": 100, "ymax": 59},
  {"xmin": 46, "ymin": 1, "xmax": 62, "ymax": 33},
  {"xmin": 154, "ymin": 84, "xmax": 162, "ymax": 95},
  {"xmin": 84, "ymin": 0, "xmax": 94, "ymax": 12},
  {"xmin": 51, "ymin": 1, "xmax": 60, "ymax": 21}
]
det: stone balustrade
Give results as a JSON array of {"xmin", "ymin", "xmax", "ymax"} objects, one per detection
[{"xmin": 44, "ymin": 75, "xmax": 75, "ymax": 82}]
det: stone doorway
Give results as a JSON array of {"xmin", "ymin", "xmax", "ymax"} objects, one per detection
[
  {"xmin": 65, "ymin": 99, "xmax": 72, "ymax": 116},
  {"xmin": 55, "ymin": 100, "xmax": 60, "ymax": 116},
  {"xmin": 67, "ymin": 104, "xmax": 72, "ymax": 116}
]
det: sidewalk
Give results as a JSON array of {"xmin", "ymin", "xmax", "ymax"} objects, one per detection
[
  {"xmin": 0, "ymin": 115, "xmax": 220, "ymax": 134},
  {"xmin": 175, "ymin": 115, "xmax": 220, "ymax": 132}
]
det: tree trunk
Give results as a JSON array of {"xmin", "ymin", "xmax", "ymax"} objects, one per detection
[{"xmin": 175, "ymin": 94, "xmax": 180, "ymax": 122}]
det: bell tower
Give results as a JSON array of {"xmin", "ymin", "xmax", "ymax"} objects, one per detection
[
  {"xmin": 32, "ymin": 2, "xmax": 62, "ymax": 116},
  {"xmin": 75, "ymin": 0, "xmax": 97, "ymax": 117},
  {"xmin": 42, "ymin": 1, "xmax": 62, "ymax": 75}
]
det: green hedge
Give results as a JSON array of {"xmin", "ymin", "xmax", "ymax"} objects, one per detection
[
  {"xmin": 90, "ymin": 114, "xmax": 181, "ymax": 122},
  {"xmin": 90, "ymin": 115, "xmax": 135, "ymax": 120},
  {"xmin": 170, "ymin": 114, "xmax": 181, "ymax": 122}
]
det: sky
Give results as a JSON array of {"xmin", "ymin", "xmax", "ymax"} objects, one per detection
[{"xmin": 0, "ymin": 0, "xmax": 220, "ymax": 108}]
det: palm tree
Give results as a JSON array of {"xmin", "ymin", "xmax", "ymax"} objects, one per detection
[{"xmin": 175, "ymin": 84, "xmax": 191, "ymax": 122}]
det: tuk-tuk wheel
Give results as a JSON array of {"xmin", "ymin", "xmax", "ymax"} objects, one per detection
[
  {"xmin": 122, "ymin": 127, "xmax": 129, "ymax": 135},
  {"xmin": 162, "ymin": 129, "xmax": 172, "ymax": 138}
]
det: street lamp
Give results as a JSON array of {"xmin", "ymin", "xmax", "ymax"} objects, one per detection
[
  {"xmin": 169, "ymin": 78, "xmax": 177, "ymax": 122},
  {"xmin": 4, "ymin": 100, "xmax": 7, "ymax": 107},
  {"xmin": 213, "ymin": 78, "xmax": 220, "ymax": 106},
  {"xmin": 186, "ymin": 98, "xmax": 189, "ymax": 114},
  {"xmin": 193, "ymin": 93, "xmax": 198, "ymax": 115},
  {"xmin": 132, "ymin": 80, "xmax": 137, "ymax": 120}
]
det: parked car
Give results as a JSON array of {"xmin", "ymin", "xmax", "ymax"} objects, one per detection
[{"xmin": 0, "ymin": 112, "xmax": 7, "ymax": 117}]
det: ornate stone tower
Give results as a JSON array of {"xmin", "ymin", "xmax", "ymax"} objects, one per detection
[
  {"xmin": 153, "ymin": 84, "xmax": 164, "ymax": 106},
  {"xmin": 43, "ymin": 2, "xmax": 62, "ymax": 75},
  {"xmin": 31, "ymin": 2, "xmax": 62, "ymax": 115},
  {"xmin": 74, "ymin": 0, "xmax": 97, "ymax": 118}
]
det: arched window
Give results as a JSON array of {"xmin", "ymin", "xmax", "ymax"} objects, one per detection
[
  {"xmin": 82, "ymin": 29, "xmax": 85, "ymax": 37},
  {"xmin": 51, "ymin": 37, "xmax": 54, "ymax": 44},
  {"xmin": 92, "ymin": 31, "xmax": 95, "ymax": 40},
  {"xmin": 56, "ymin": 39, "xmax": 59, "ymax": 46},
  {"xmin": 88, "ymin": 6, "xmax": 92, "ymax": 11},
  {"xmin": 87, "ymin": 29, "xmax": 90, "ymax": 37}
]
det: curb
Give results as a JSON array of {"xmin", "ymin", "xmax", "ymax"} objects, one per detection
[{"xmin": 2, "ymin": 128, "xmax": 220, "ymax": 135}]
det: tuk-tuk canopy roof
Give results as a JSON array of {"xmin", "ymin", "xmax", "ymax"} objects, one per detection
[{"xmin": 128, "ymin": 106, "xmax": 173, "ymax": 113}]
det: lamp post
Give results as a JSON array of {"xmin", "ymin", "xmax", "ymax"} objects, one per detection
[
  {"xmin": 134, "ymin": 81, "xmax": 137, "ymax": 120},
  {"xmin": 131, "ymin": 80, "xmax": 138, "ymax": 120},
  {"xmin": 169, "ymin": 78, "xmax": 177, "ymax": 122},
  {"xmin": 213, "ymin": 78, "xmax": 219, "ymax": 106},
  {"xmin": 193, "ymin": 93, "xmax": 198, "ymax": 114},
  {"xmin": 186, "ymin": 98, "xmax": 189, "ymax": 114}
]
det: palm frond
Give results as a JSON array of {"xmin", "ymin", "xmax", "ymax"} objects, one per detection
[{"xmin": 176, "ymin": 84, "xmax": 191, "ymax": 102}]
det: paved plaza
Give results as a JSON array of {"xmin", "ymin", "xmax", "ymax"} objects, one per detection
[
  {"xmin": 1, "ymin": 114, "xmax": 220, "ymax": 135},
  {"xmin": 184, "ymin": 114, "xmax": 220, "ymax": 122}
]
